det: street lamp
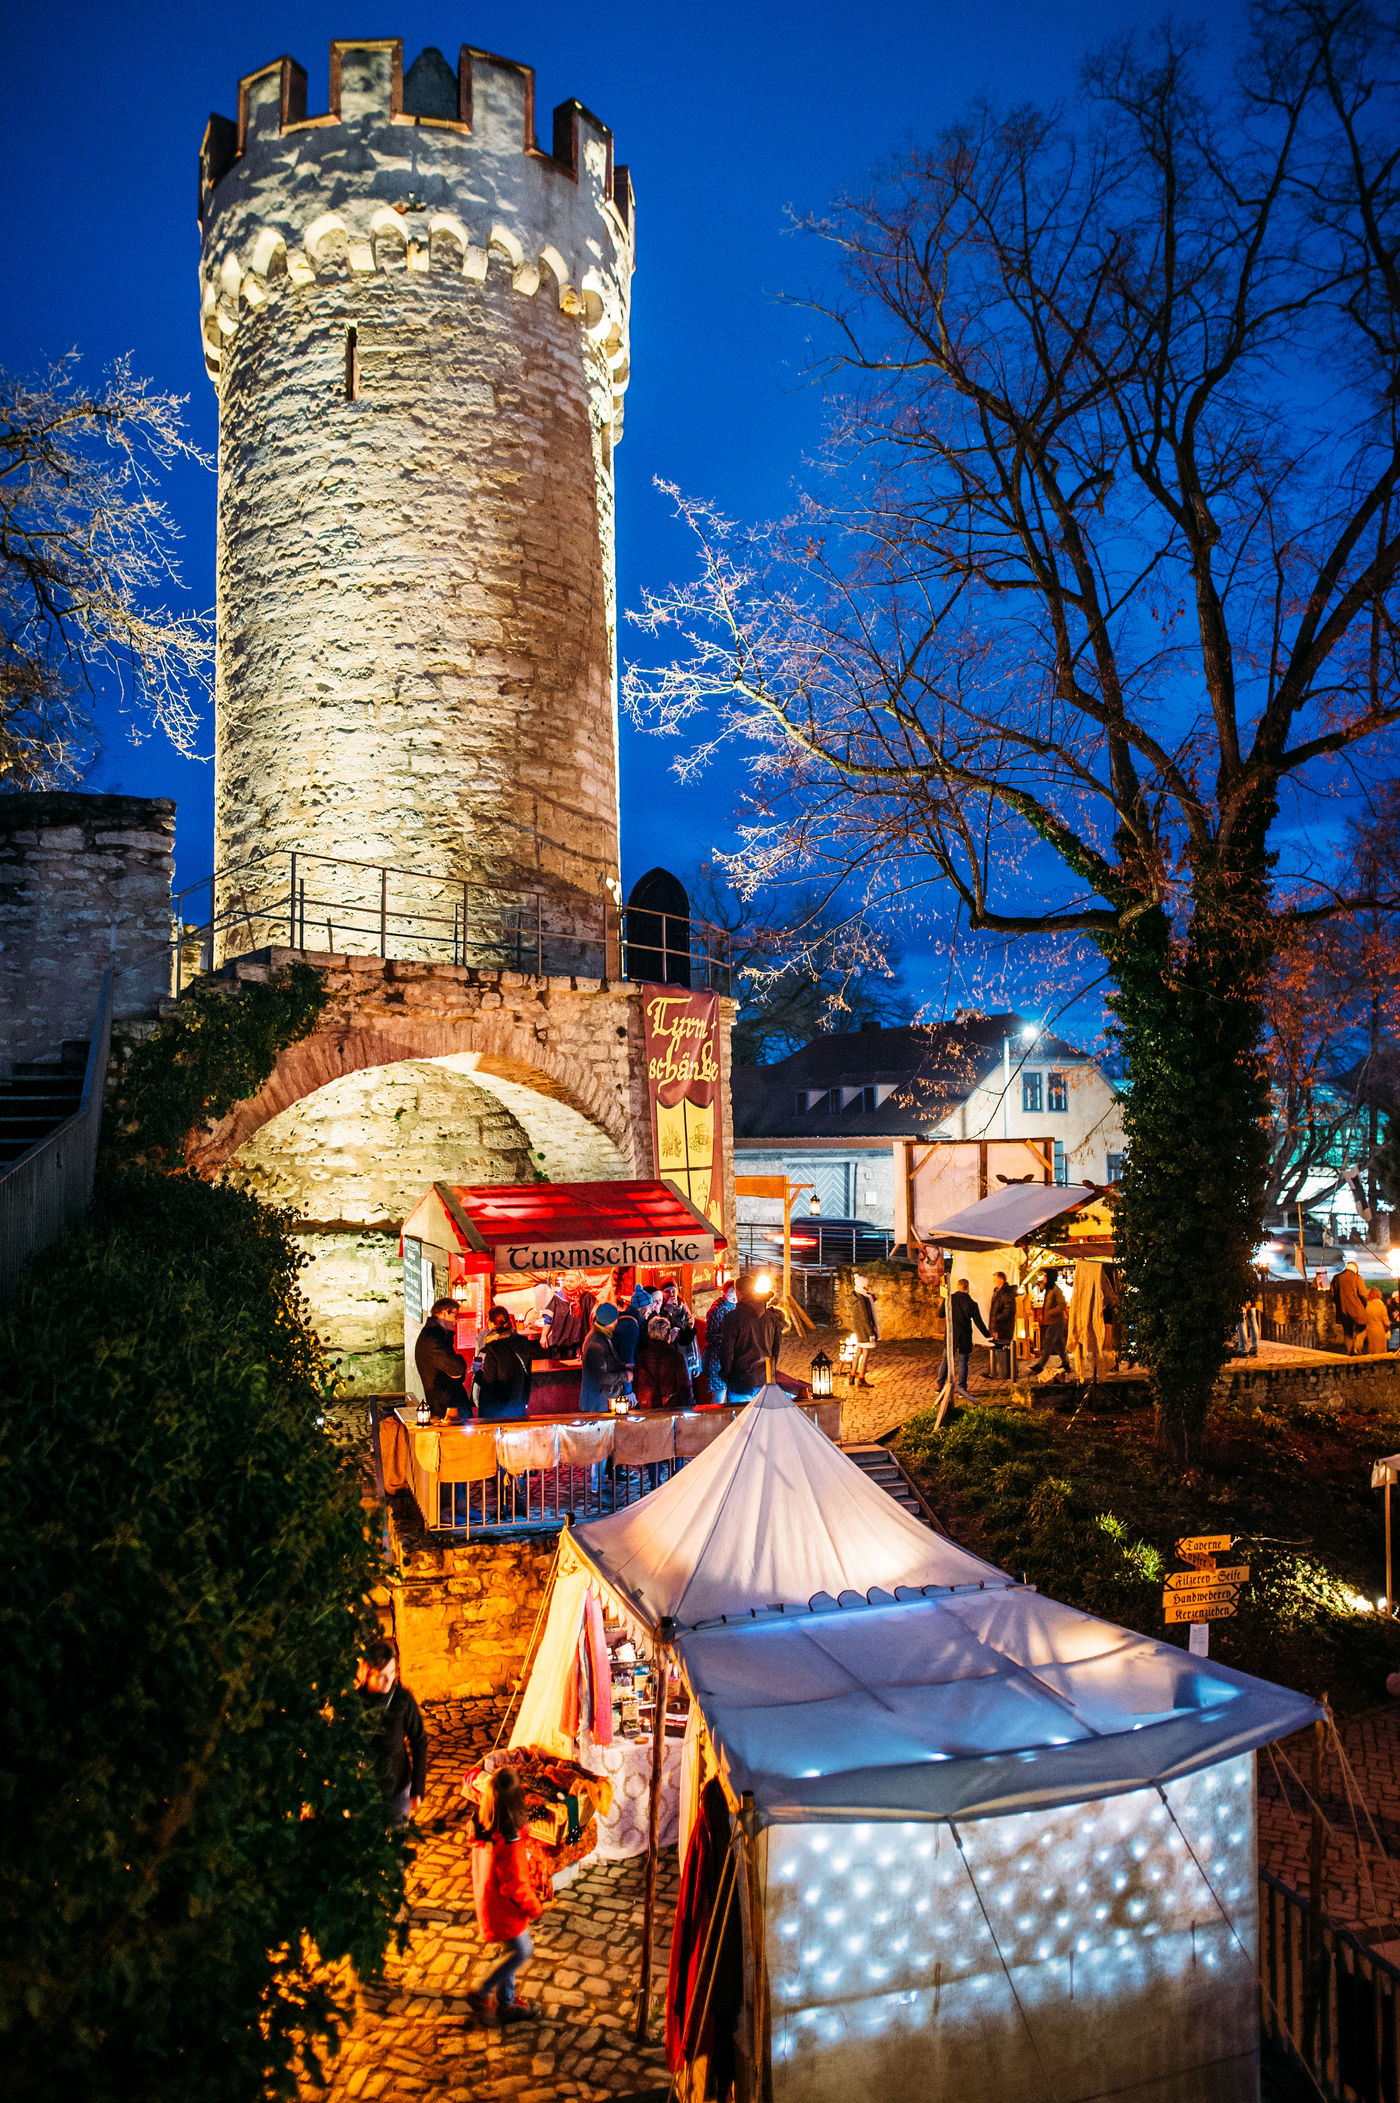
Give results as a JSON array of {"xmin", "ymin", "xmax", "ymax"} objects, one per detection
[
  {"xmin": 809, "ymin": 1349, "xmax": 833, "ymax": 1397},
  {"xmin": 1002, "ymin": 1020, "xmax": 1041, "ymax": 1138}
]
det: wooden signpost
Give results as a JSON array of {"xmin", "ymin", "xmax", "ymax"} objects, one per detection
[{"xmin": 1164, "ymin": 1535, "xmax": 1248, "ymax": 1655}]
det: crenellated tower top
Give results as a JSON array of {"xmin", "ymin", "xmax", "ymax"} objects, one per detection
[{"xmin": 198, "ymin": 38, "xmax": 633, "ymax": 438}]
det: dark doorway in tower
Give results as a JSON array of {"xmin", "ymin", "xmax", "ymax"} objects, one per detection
[{"xmin": 625, "ymin": 867, "xmax": 691, "ymax": 986}]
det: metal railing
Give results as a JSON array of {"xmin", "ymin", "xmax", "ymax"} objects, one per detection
[
  {"xmin": 377, "ymin": 1396, "xmax": 841, "ymax": 1537},
  {"xmin": 171, "ymin": 848, "xmax": 732, "ymax": 996},
  {"xmin": 1260, "ymin": 1866, "xmax": 1400, "ymax": 2098},
  {"xmin": 0, "ymin": 972, "xmax": 112, "ymax": 1295},
  {"xmin": 737, "ymin": 1220, "xmax": 897, "ymax": 1269}
]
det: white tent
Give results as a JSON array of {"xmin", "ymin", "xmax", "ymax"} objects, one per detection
[
  {"xmin": 674, "ymin": 1585, "xmax": 1315, "ymax": 1824},
  {"xmin": 506, "ymin": 1389, "xmax": 1320, "ymax": 2103},
  {"xmin": 509, "ymin": 1388, "xmax": 1003, "ymax": 1754}
]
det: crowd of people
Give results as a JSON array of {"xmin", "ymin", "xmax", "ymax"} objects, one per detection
[{"xmin": 412, "ymin": 1270, "xmax": 787, "ymax": 1423}]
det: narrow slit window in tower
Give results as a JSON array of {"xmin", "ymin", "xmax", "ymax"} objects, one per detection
[{"xmin": 345, "ymin": 326, "xmax": 360, "ymax": 402}]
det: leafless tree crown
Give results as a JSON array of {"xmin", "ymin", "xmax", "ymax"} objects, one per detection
[
  {"xmin": 0, "ymin": 355, "xmax": 210, "ymax": 787},
  {"xmin": 628, "ymin": 1, "xmax": 1400, "ymax": 941}
]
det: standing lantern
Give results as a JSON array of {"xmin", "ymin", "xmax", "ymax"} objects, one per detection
[
  {"xmin": 810, "ymin": 1349, "xmax": 833, "ymax": 1398},
  {"xmin": 415, "ymin": 1398, "xmax": 431, "ymax": 1428}
]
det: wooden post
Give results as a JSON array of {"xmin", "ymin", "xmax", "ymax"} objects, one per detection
[
  {"xmin": 634, "ymin": 1617, "xmax": 675, "ymax": 2043},
  {"xmin": 1370, "ymin": 1480, "xmax": 1387, "ymax": 1623},
  {"xmin": 739, "ymin": 1793, "xmax": 771, "ymax": 2103}
]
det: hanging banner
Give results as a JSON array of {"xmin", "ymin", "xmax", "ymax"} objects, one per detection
[{"xmin": 642, "ymin": 986, "xmax": 725, "ymax": 1236}]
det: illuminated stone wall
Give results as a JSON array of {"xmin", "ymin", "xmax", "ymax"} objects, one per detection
[
  {"xmin": 764, "ymin": 1757, "xmax": 1257, "ymax": 2103},
  {"xmin": 391, "ymin": 1529, "xmax": 557, "ymax": 1702}
]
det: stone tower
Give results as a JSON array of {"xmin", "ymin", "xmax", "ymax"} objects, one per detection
[{"xmin": 198, "ymin": 39, "xmax": 633, "ymax": 940}]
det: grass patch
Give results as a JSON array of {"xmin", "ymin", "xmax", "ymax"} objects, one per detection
[{"xmin": 895, "ymin": 1396, "xmax": 1400, "ymax": 1709}]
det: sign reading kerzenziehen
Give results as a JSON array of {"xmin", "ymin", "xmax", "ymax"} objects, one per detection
[{"xmin": 495, "ymin": 1232, "xmax": 716, "ymax": 1275}]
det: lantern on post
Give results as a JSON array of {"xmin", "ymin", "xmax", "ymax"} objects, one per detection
[
  {"xmin": 810, "ymin": 1349, "xmax": 833, "ymax": 1397},
  {"xmin": 809, "ymin": 1192, "xmax": 821, "ymax": 1215}
]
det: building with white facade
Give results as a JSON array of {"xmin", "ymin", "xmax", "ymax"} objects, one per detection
[{"xmin": 732, "ymin": 1013, "xmax": 1126, "ymax": 1230}]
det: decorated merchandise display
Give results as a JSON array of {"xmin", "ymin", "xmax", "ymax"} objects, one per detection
[{"xmin": 464, "ymin": 1748, "xmax": 614, "ymax": 1889}]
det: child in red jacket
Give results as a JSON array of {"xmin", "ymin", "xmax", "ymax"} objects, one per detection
[{"xmin": 467, "ymin": 1769, "xmax": 544, "ymax": 2023}]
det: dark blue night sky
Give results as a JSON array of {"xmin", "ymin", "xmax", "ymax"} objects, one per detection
[{"xmin": 0, "ymin": 0, "xmax": 1236, "ymax": 1019}]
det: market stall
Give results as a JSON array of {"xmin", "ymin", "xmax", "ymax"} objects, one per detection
[
  {"xmin": 920, "ymin": 1179, "xmax": 1120, "ymax": 1379},
  {"xmin": 400, "ymin": 1178, "xmax": 728, "ymax": 1412},
  {"xmin": 503, "ymin": 1387, "xmax": 1004, "ymax": 2030}
]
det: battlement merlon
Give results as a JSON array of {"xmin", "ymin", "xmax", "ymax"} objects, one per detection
[{"xmin": 197, "ymin": 40, "xmax": 634, "ymax": 412}]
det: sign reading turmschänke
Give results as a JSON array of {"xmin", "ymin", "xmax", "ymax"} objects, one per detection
[{"xmin": 495, "ymin": 1232, "xmax": 716, "ymax": 1274}]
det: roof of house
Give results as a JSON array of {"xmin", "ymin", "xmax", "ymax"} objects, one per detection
[{"xmin": 732, "ymin": 1012, "xmax": 1097, "ymax": 1141}]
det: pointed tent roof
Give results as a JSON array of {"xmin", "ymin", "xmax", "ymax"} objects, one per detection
[{"xmin": 568, "ymin": 1387, "xmax": 1005, "ymax": 1633}]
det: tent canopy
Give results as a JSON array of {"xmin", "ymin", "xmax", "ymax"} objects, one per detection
[
  {"xmin": 568, "ymin": 1387, "xmax": 1006, "ymax": 1633},
  {"xmin": 675, "ymin": 1585, "xmax": 1320, "ymax": 1825},
  {"xmin": 920, "ymin": 1181, "xmax": 1107, "ymax": 1253},
  {"xmin": 400, "ymin": 1177, "xmax": 724, "ymax": 1274}
]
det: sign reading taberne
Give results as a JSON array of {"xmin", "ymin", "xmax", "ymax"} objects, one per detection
[{"xmin": 494, "ymin": 1230, "xmax": 716, "ymax": 1275}]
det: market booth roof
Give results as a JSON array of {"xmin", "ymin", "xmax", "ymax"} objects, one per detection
[
  {"xmin": 565, "ymin": 1387, "xmax": 1005, "ymax": 1632},
  {"xmin": 673, "ymin": 1585, "xmax": 1319, "ymax": 1825},
  {"xmin": 920, "ymin": 1180, "xmax": 1109, "ymax": 1253},
  {"xmin": 400, "ymin": 1177, "xmax": 724, "ymax": 1273}
]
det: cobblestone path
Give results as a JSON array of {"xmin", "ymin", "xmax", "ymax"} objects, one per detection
[
  {"xmin": 301, "ymin": 1705, "xmax": 676, "ymax": 2101},
  {"xmin": 1258, "ymin": 1709, "xmax": 1400, "ymax": 1947}
]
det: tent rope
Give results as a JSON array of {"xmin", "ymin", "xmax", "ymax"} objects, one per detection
[
  {"xmin": 1154, "ymin": 1785, "xmax": 1330, "ymax": 2103},
  {"xmin": 1327, "ymin": 1719, "xmax": 1400, "ymax": 1922},
  {"xmin": 948, "ymin": 1819, "xmax": 1062, "ymax": 2103},
  {"xmin": 491, "ymin": 1540, "xmax": 564, "ymax": 1754}
]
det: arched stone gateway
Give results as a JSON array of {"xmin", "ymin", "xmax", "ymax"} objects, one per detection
[{"xmin": 187, "ymin": 950, "xmax": 734, "ymax": 1389}]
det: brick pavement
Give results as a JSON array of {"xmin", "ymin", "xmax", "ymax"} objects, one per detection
[{"xmin": 299, "ymin": 1704, "xmax": 676, "ymax": 2102}]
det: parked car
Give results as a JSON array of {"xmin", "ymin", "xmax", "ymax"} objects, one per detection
[{"xmin": 737, "ymin": 1217, "xmax": 896, "ymax": 1271}]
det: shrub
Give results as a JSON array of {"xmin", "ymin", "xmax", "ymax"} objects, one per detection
[
  {"xmin": 0, "ymin": 1172, "xmax": 404, "ymax": 2102},
  {"xmin": 102, "ymin": 961, "xmax": 327, "ymax": 1171}
]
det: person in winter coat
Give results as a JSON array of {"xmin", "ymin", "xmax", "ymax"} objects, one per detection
[
  {"xmin": 1028, "ymin": 1270, "xmax": 1070, "ymax": 1378},
  {"xmin": 474, "ymin": 1305, "xmax": 535, "ymax": 1419},
  {"xmin": 633, "ymin": 1315, "xmax": 694, "ymax": 1409},
  {"xmin": 579, "ymin": 1304, "xmax": 630, "ymax": 1413},
  {"xmin": 948, "ymin": 1278, "xmax": 991, "ymax": 1396},
  {"xmin": 358, "ymin": 1638, "xmax": 428, "ymax": 1823},
  {"xmin": 717, "ymin": 1274, "xmax": 784, "ymax": 1404},
  {"xmin": 1365, "ymin": 1287, "xmax": 1393, "ymax": 1356},
  {"xmin": 467, "ymin": 1769, "xmax": 544, "ymax": 2023},
  {"xmin": 611, "ymin": 1285, "xmax": 658, "ymax": 1374},
  {"xmin": 701, "ymin": 1281, "xmax": 737, "ymax": 1403},
  {"xmin": 988, "ymin": 1271, "xmax": 1018, "ymax": 1378},
  {"xmin": 1334, "ymin": 1263, "xmax": 1370, "ymax": 1354},
  {"xmin": 414, "ymin": 1299, "xmax": 469, "ymax": 1419}
]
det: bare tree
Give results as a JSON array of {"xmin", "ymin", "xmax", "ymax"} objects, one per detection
[
  {"xmin": 685, "ymin": 867, "xmax": 908, "ymax": 1063},
  {"xmin": 0, "ymin": 355, "xmax": 210, "ymax": 786},
  {"xmin": 628, "ymin": 2, "xmax": 1400, "ymax": 1452}
]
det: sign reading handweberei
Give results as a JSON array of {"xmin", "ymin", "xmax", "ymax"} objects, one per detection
[{"xmin": 495, "ymin": 1231, "xmax": 716, "ymax": 1275}]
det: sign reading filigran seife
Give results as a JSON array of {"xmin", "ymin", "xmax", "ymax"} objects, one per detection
[{"xmin": 642, "ymin": 986, "xmax": 725, "ymax": 1235}]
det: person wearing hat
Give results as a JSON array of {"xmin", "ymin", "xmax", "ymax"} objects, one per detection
[
  {"xmin": 579, "ymin": 1302, "xmax": 631, "ymax": 1413},
  {"xmin": 717, "ymin": 1270, "xmax": 785, "ymax": 1406}
]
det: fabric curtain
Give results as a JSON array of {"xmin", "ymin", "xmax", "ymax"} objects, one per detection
[
  {"xmin": 558, "ymin": 1420, "xmax": 615, "ymax": 1468},
  {"xmin": 1067, "ymin": 1262, "xmax": 1111, "ymax": 1379},
  {"xmin": 497, "ymin": 1424, "xmax": 560, "ymax": 1477},
  {"xmin": 439, "ymin": 1425, "xmax": 500, "ymax": 1482},
  {"xmin": 614, "ymin": 1415, "xmax": 676, "ymax": 1466},
  {"xmin": 673, "ymin": 1410, "xmax": 732, "ymax": 1459},
  {"xmin": 509, "ymin": 1560, "xmax": 590, "ymax": 1758},
  {"xmin": 378, "ymin": 1412, "xmax": 412, "ymax": 1495},
  {"xmin": 665, "ymin": 1777, "xmax": 743, "ymax": 2094}
]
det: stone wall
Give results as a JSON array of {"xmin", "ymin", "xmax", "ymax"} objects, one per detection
[
  {"xmin": 0, "ymin": 793, "xmax": 173, "ymax": 1068},
  {"xmin": 391, "ymin": 1529, "xmax": 557, "ymax": 1703},
  {"xmin": 1217, "ymin": 1355, "xmax": 1400, "ymax": 1415},
  {"xmin": 834, "ymin": 1262, "xmax": 943, "ymax": 1340}
]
